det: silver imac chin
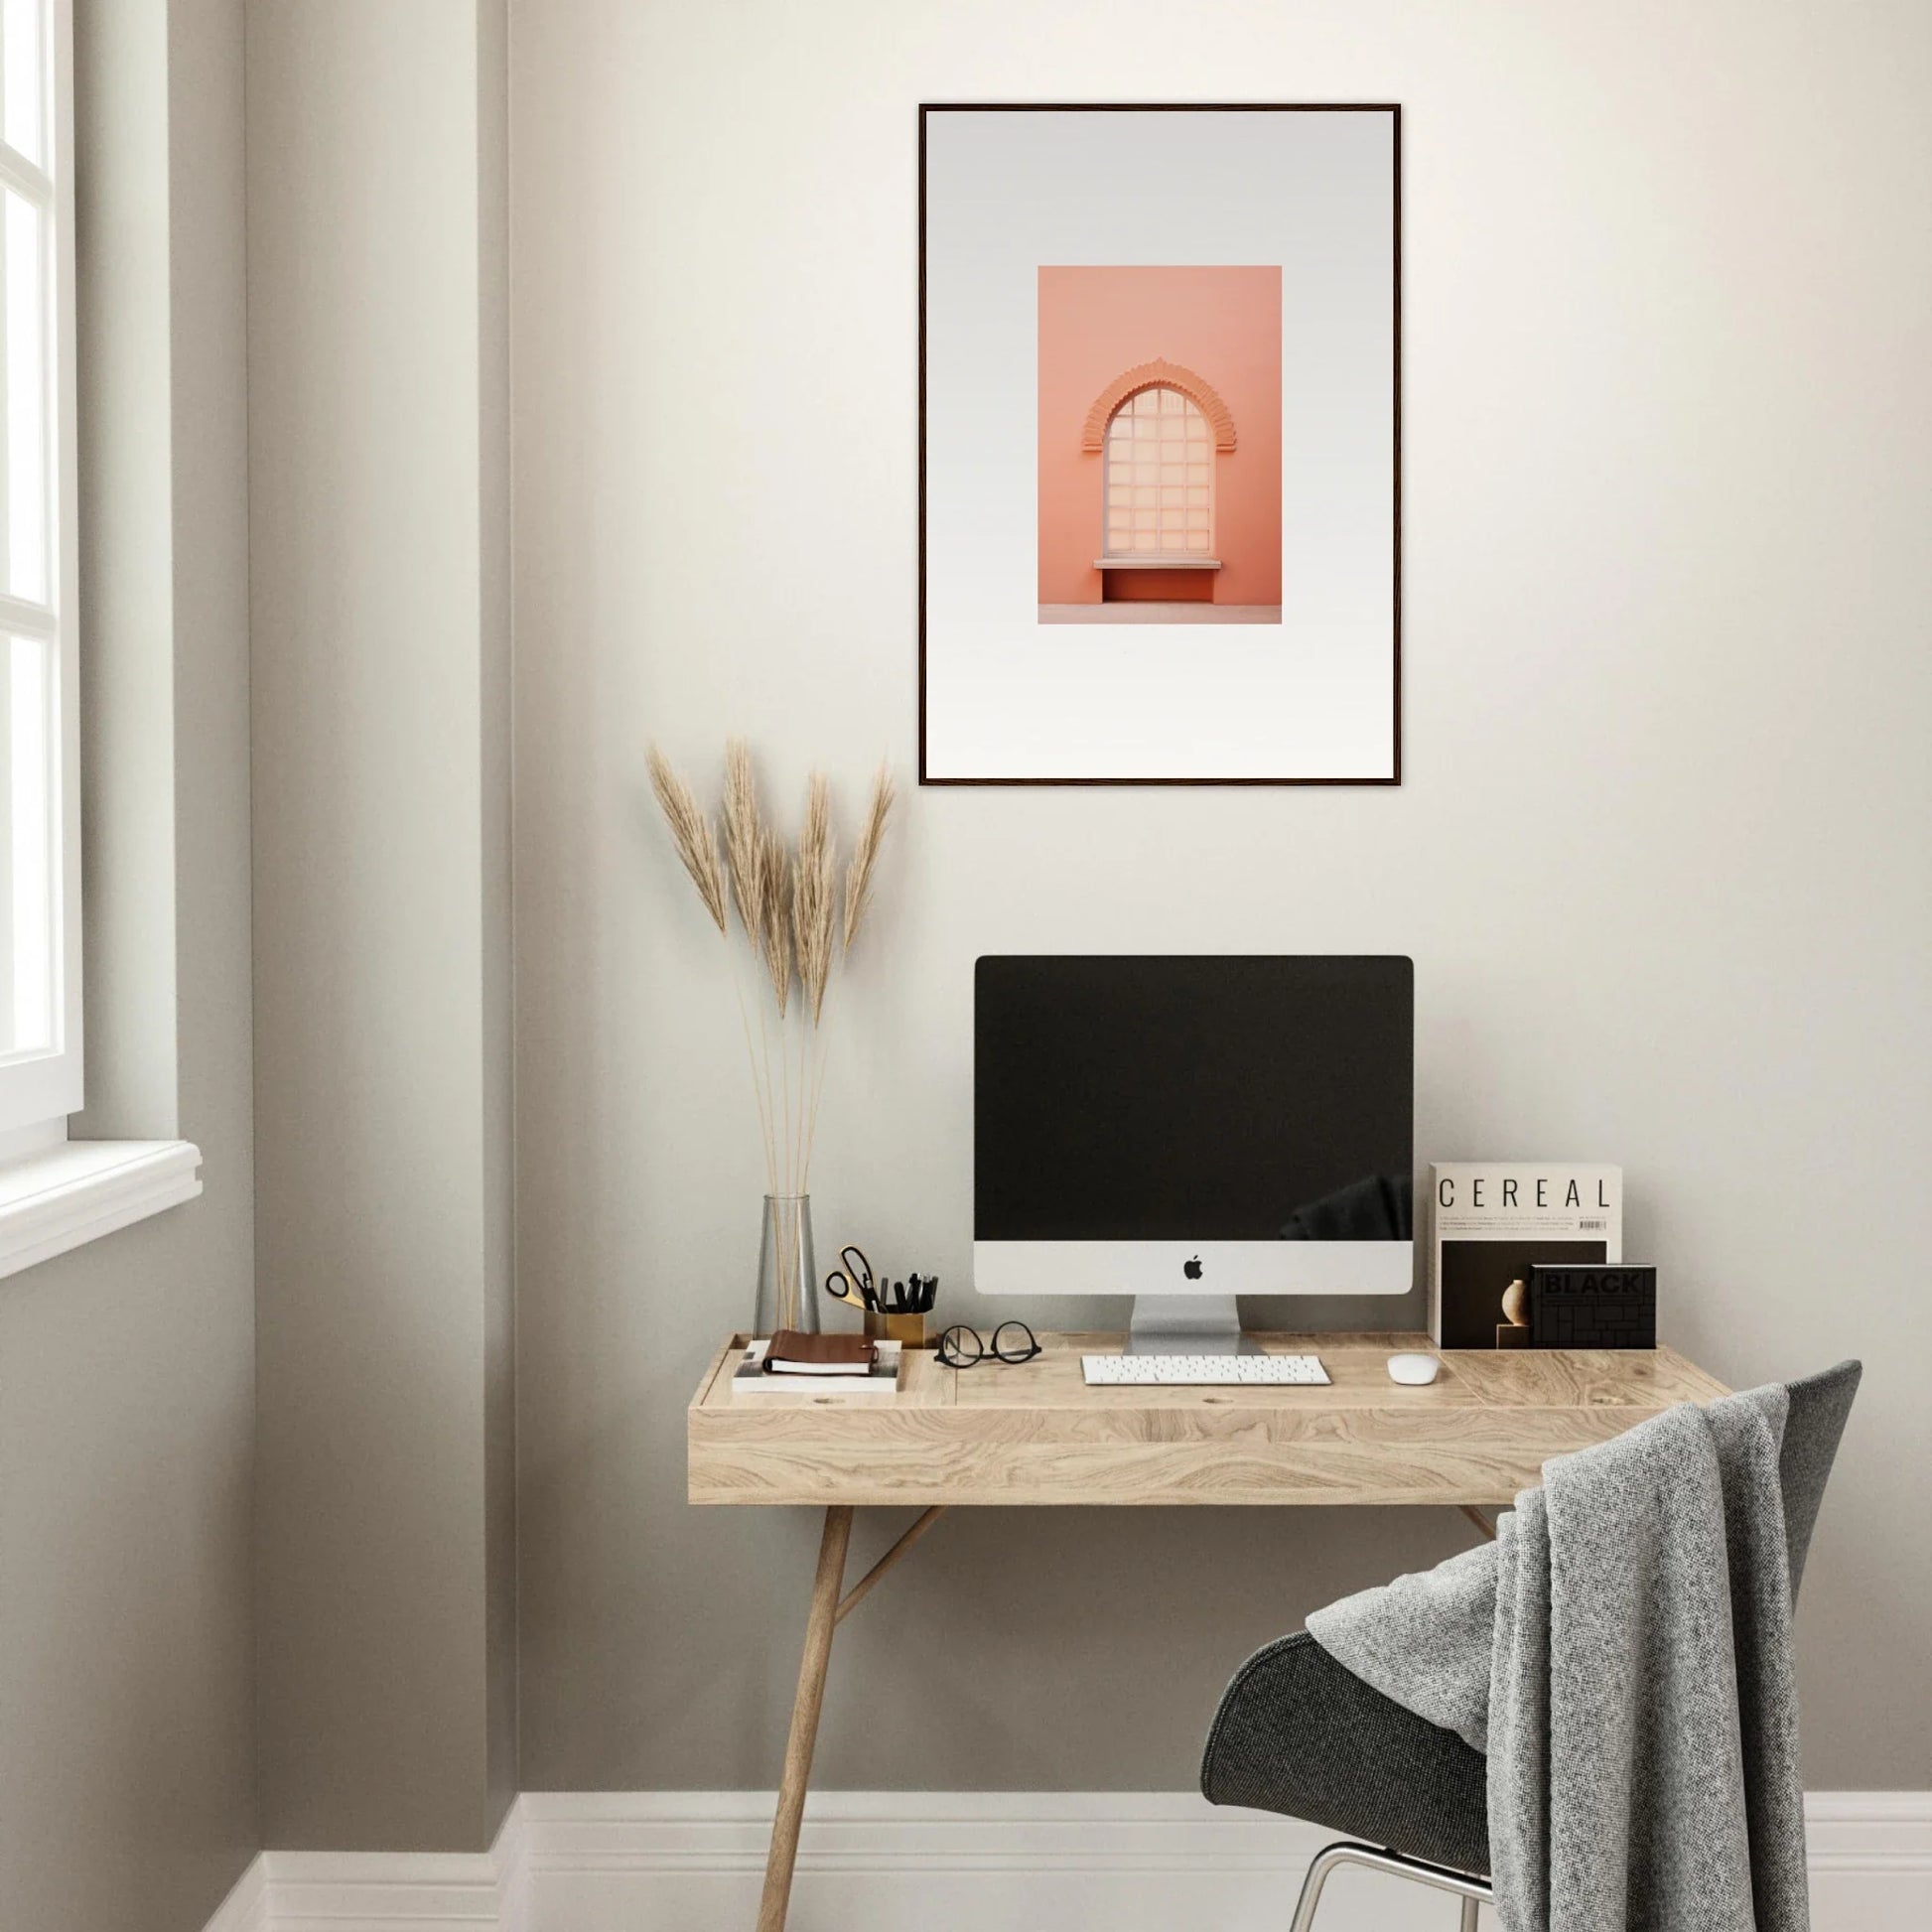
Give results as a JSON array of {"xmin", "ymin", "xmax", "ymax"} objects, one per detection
[
  {"xmin": 973, "ymin": 956, "xmax": 1417, "ymax": 1356},
  {"xmin": 972, "ymin": 1240, "xmax": 1414, "ymax": 1353}
]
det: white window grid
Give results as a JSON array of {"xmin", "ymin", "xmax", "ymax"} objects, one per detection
[
  {"xmin": 1102, "ymin": 386, "xmax": 1213, "ymax": 560},
  {"xmin": 0, "ymin": 0, "xmax": 80, "ymax": 1137}
]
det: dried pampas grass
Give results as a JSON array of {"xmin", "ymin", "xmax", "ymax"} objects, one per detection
[
  {"xmin": 646, "ymin": 748, "xmax": 727, "ymax": 935},
  {"xmin": 793, "ymin": 774, "xmax": 837, "ymax": 1025},
  {"xmin": 646, "ymin": 741, "xmax": 894, "ymax": 1196},
  {"xmin": 759, "ymin": 827, "xmax": 793, "ymax": 1019},
  {"xmin": 722, "ymin": 739, "xmax": 765, "ymax": 954},
  {"xmin": 843, "ymin": 762, "xmax": 895, "ymax": 951}
]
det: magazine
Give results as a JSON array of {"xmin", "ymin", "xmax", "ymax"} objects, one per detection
[{"xmin": 1429, "ymin": 1164, "xmax": 1622, "ymax": 1349}]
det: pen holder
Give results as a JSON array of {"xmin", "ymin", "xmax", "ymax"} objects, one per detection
[{"xmin": 866, "ymin": 1310, "xmax": 927, "ymax": 1349}]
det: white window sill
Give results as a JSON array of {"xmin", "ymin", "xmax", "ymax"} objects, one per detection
[
  {"xmin": 0, "ymin": 1140, "xmax": 204, "ymax": 1282},
  {"xmin": 1095, "ymin": 555, "xmax": 1222, "ymax": 570}
]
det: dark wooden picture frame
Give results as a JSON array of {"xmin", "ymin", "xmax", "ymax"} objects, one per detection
[{"xmin": 917, "ymin": 103, "xmax": 1402, "ymax": 787}]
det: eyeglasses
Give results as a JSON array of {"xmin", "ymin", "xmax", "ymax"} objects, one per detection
[{"xmin": 936, "ymin": 1320, "xmax": 1041, "ymax": 1368}]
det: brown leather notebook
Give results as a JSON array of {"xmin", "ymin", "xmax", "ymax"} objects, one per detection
[{"xmin": 764, "ymin": 1330, "xmax": 877, "ymax": 1375}]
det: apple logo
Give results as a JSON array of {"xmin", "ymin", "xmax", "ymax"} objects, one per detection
[{"xmin": 1183, "ymin": 1255, "xmax": 1203, "ymax": 1280}]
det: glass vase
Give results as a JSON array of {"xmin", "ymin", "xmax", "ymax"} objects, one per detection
[{"xmin": 754, "ymin": 1193, "xmax": 818, "ymax": 1338}]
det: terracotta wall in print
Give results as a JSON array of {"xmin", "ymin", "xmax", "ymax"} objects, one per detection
[{"xmin": 1037, "ymin": 266, "xmax": 1283, "ymax": 609}]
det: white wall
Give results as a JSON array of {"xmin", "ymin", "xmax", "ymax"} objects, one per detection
[{"xmin": 510, "ymin": 0, "xmax": 1932, "ymax": 1792}]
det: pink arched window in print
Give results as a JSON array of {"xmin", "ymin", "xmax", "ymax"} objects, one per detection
[{"xmin": 1102, "ymin": 386, "xmax": 1213, "ymax": 561}]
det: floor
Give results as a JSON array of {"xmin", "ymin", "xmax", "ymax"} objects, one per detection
[{"xmin": 1038, "ymin": 604, "xmax": 1284, "ymax": 624}]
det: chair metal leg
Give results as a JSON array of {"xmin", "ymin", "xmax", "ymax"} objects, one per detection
[
  {"xmin": 1286, "ymin": 1843, "xmax": 1350, "ymax": 1932},
  {"xmin": 1288, "ymin": 1841, "xmax": 1493, "ymax": 1932}
]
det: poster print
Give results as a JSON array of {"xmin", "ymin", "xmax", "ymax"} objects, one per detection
[{"xmin": 920, "ymin": 105, "xmax": 1400, "ymax": 784}]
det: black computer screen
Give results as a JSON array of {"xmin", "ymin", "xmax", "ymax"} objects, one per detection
[{"xmin": 974, "ymin": 956, "xmax": 1414, "ymax": 1241}]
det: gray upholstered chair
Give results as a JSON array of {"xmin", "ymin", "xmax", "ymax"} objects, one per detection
[{"xmin": 1200, "ymin": 1361, "xmax": 1862, "ymax": 1930}]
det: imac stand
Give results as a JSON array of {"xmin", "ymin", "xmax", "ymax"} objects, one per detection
[{"xmin": 1125, "ymin": 1294, "xmax": 1259, "ymax": 1356}]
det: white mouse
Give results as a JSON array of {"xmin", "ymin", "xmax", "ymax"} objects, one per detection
[{"xmin": 1387, "ymin": 1352, "xmax": 1442, "ymax": 1386}]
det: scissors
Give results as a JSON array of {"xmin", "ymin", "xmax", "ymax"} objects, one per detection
[{"xmin": 824, "ymin": 1245, "xmax": 879, "ymax": 1313}]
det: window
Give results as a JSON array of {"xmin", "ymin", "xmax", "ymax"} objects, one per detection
[
  {"xmin": 0, "ymin": 0, "xmax": 75, "ymax": 1141},
  {"xmin": 0, "ymin": 1, "xmax": 200, "ymax": 1274},
  {"xmin": 1102, "ymin": 385, "xmax": 1212, "ymax": 560}
]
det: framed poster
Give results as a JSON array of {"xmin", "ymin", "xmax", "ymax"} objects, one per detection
[{"xmin": 919, "ymin": 104, "xmax": 1401, "ymax": 785}]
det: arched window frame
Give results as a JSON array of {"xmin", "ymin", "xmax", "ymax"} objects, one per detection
[
  {"xmin": 1101, "ymin": 385, "xmax": 1214, "ymax": 561},
  {"xmin": 1083, "ymin": 358, "xmax": 1236, "ymax": 568}
]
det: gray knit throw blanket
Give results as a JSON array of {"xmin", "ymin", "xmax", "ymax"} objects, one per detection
[{"xmin": 1307, "ymin": 1387, "xmax": 1808, "ymax": 1932}]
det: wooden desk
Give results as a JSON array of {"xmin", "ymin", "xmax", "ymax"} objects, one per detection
[{"xmin": 688, "ymin": 1330, "xmax": 1727, "ymax": 1931}]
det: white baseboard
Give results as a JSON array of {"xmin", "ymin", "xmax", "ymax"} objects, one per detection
[{"xmin": 201, "ymin": 1789, "xmax": 1932, "ymax": 1932}]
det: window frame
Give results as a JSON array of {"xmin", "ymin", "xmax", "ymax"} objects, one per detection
[
  {"xmin": 1100, "ymin": 384, "xmax": 1214, "ymax": 563},
  {"xmin": 0, "ymin": 0, "xmax": 202, "ymax": 1280},
  {"xmin": 0, "ymin": 0, "xmax": 79, "ymax": 1139}
]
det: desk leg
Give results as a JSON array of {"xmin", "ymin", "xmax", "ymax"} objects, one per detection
[{"xmin": 758, "ymin": 1504, "xmax": 853, "ymax": 1932}]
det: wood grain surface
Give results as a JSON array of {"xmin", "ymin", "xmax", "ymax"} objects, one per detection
[{"xmin": 688, "ymin": 1331, "xmax": 1730, "ymax": 1508}]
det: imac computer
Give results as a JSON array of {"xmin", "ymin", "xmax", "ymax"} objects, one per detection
[{"xmin": 974, "ymin": 955, "xmax": 1414, "ymax": 1354}]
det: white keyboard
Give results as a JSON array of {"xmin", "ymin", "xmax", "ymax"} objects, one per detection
[{"xmin": 1081, "ymin": 1352, "xmax": 1329, "ymax": 1387}]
